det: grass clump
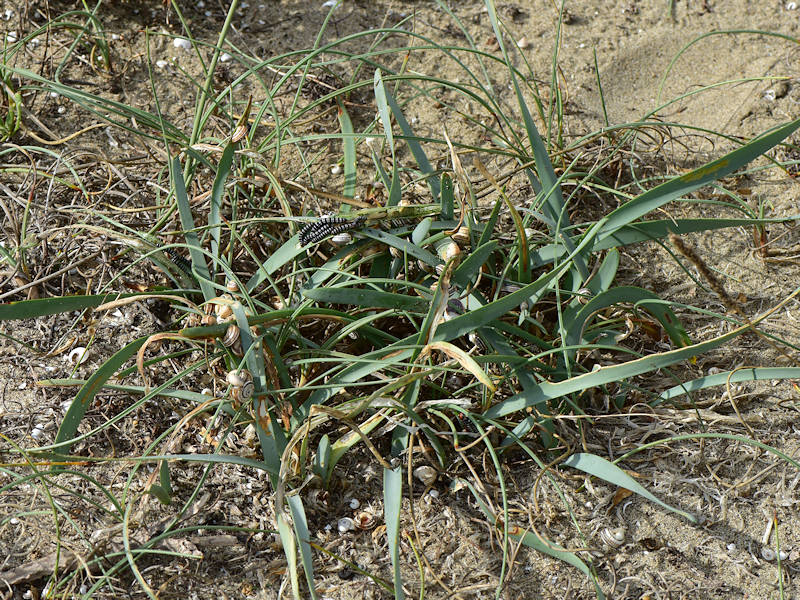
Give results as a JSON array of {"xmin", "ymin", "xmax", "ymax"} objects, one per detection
[{"xmin": 1, "ymin": 1, "xmax": 800, "ymax": 598}]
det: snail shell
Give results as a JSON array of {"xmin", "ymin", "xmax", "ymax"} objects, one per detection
[
  {"xmin": 227, "ymin": 369, "xmax": 253, "ymax": 401},
  {"xmin": 413, "ymin": 465, "xmax": 438, "ymax": 486},
  {"xmin": 599, "ymin": 527, "xmax": 626, "ymax": 549},
  {"xmin": 576, "ymin": 287, "xmax": 593, "ymax": 305},
  {"xmin": 222, "ymin": 324, "xmax": 241, "ymax": 347},
  {"xmin": 226, "ymin": 279, "xmax": 239, "ymax": 292},
  {"xmin": 451, "ymin": 227, "xmax": 470, "ymax": 245},
  {"xmin": 211, "ymin": 294, "xmax": 235, "ymax": 322},
  {"xmin": 354, "ymin": 511, "xmax": 376, "ymax": 530},
  {"xmin": 437, "ymin": 240, "xmax": 461, "ymax": 262},
  {"xmin": 337, "ymin": 517, "xmax": 355, "ymax": 533}
]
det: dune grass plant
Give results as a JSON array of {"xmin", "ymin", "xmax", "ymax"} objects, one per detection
[{"xmin": 2, "ymin": 0, "xmax": 800, "ymax": 598}]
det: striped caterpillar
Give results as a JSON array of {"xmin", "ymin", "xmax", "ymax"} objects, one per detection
[
  {"xmin": 299, "ymin": 215, "xmax": 365, "ymax": 246},
  {"xmin": 165, "ymin": 247, "xmax": 194, "ymax": 277}
]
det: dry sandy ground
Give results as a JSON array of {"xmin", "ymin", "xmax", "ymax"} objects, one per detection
[{"xmin": 2, "ymin": 1, "xmax": 800, "ymax": 599}]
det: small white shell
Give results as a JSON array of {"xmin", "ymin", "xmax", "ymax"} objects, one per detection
[
  {"xmin": 68, "ymin": 346, "xmax": 89, "ymax": 365},
  {"xmin": 330, "ymin": 164, "xmax": 342, "ymax": 175},
  {"xmin": 226, "ymin": 279, "xmax": 239, "ymax": 292},
  {"xmin": 348, "ymin": 498, "xmax": 360, "ymax": 509},
  {"xmin": 413, "ymin": 465, "xmax": 438, "ymax": 486},
  {"xmin": 173, "ymin": 37, "xmax": 192, "ymax": 50},
  {"xmin": 600, "ymin": 527, "xmax": 626, "ymax": 549},
  {"xmin": 337, "ymin": 517, "xmax": 355, "ymax": 533}
]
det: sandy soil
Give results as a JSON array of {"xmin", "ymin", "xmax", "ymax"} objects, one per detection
[{"xmin": 2, "ymin": 1, "xmax": 800, "ymax": 599}]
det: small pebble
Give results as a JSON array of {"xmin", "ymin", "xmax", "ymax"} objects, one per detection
[
  {"xmin": 220, "ymin": 52, "xmax": 232, "ymax": 62},
  {"xmin": 156, "ymin": 60, "xmax": 169, "ymax": 68},
  {"xmin": 788, "ymin": 1, "xmax": 798, "ymax": 10},
  {"xmin": 173, "ymin": 37, "xmax": 192, "ymax": 50}
]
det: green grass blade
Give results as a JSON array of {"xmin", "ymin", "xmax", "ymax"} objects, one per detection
[
  {"xmin": 592, "ymin": 216, "xmax": 799, "ymax": 251},
  {"xmin": 440, "ymin": 173, "xmax": 454, "ymax": 220},
  {"xmin": 657, "ymin": 367, "xmax": 800, "ymax": 403},
  {"xmin": 246, "ymin": 232, "xmax": 307, "ymax": 292},
  {"xmin": 171, "ymin": 155, "xmax": 214, "ymax": 300},
  {"xmin": 566, "ymin": 286, "xmax": 691, "ymax": 349},
  {"xmin": 0, "ymin": 293, "xmax": 139, "ymax": 320},
  {"xmin": 484, "ymin": 308, "xmax": 768, "ymax": 419},
  {"xmin": 338, "ymin": 102, "xmax": 357, "ymax": 204},
  {"xmin": 372, "ymin": 69, "xmax": 401, "ymax": 207},
  {"xmin": 209, "ymin": 142, "xmax": 235, "ymax": 266},
  {"xmin": 276, "ymin": 511, "xmax": 300, "ymax": 600},
  {"xmin": 562, "ymin": 453, "xmax": 698, "ymax": 523},
  {"xmin": 383, "ymin": 466, "xmax": 404, "ymax": 600},
  {"xmin": 303, "ymin": 287, "xmax": 429, "ymax": 311},
  {"xmin": 452, "ymin": 240, "xmax": 498, "ymax": 289},
  {"xmin": 362, "ymin": 229, "xmax": 440, "ymax": 267},
  {"xmin": 483, "ymin": 1, "xmax": 573, "ymax": 240},
  {"xmin": 597, "ymin": 117, "xmax": 800, "ymax": 241},
  {"xmin": 287, "ymin": 495, "xmax": 318, "ymax": 600},
  {"xmin": 384, "ymin": 85, "xmax": 439, "ymax": 202},
  {"xmin": 54, "ymin": 336, "xmax": 149, "ymax": 457},
  {"xmin": 434, "ymin": 226, "xmax": 596, "ymax": 342}
]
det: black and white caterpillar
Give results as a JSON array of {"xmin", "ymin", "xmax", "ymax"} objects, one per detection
[
  {"xmin": 299, "ymin": 215, "xmax": 365, "ymax": 246},
  {"xmin": 165, "ymin": 246, "xmax": 194, "ymax": 277}
]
